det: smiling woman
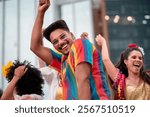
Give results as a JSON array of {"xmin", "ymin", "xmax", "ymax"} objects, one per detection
[{"xmin": 95, "ymin": 34, "xmax": 150, "ymax": 100}]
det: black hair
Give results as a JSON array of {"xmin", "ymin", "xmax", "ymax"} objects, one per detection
[
  {"xmin": 115, "ymin": 47, "xmax": 150, "ymax": 85},
  {"xmin": 6, "ymin": 60, "xmax": 44, "ymax": 96},
  {"xmin": 0, "ymin": 89, "xmax": 3, "ymax": 97},
  {"xmin": 43, "ymin": 19, "xmax": 70, "ymax": 42}
]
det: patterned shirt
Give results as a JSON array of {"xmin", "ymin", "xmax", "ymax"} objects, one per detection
[
  {"xmin": 113, "ymin": 69, "xmax": 126, "ymax": 100},
  {"xmin": 50, "ymin": 38, "xmax": 110, "ymax": 100}
]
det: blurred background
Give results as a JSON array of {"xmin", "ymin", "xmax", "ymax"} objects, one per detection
[{"xmin": 0, "ymin": 0, "xmax": 150, "ymax": 92}]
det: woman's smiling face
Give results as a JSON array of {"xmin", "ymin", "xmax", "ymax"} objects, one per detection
[{"xmin": 124, "ymin": 50, "xmax": 143, "ymax": 74}]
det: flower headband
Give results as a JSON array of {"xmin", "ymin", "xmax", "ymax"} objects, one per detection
[
  {"xmin": 2, "ymin": 61, "xmax": 14, "ymax": 77},
  {"xmin": 128, "ymin": 43, "xmax": 145, "ymax": 55}
]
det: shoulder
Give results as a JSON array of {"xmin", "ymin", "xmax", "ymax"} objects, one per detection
[
  {"xmin": 72, "ymin": 38, "xmax": 95, "ymax": 50},
  {"xmin": 39, "ymin": 66, "xmax": 57, "ymax": 77},
  {"xmin": 113, "ymin": 68, "xmax": 126, "ymax": 87},
  {"xmin": 50, "ymin": 49, "xmax": 62, "ymax": 57},
  {"xmin": 14, "ymin": 94, "xmax": 43, "ymax": 100},
  {"xmin": 73, "ymin": 38, "xmax": 91, "ymax": 45}
]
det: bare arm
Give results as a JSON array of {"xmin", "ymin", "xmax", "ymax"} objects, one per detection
[
  {"xmin": 95, "ymin": 34, "xmax": 116, "ymax": 81},
  {"xmin": 37, "ymin": 37, "xmax": 46, "ymax": 68},
  {"xmin": 1, "ymin": 66, "xmax": 27, "ymax": 100},
  {"xmin": 75, "ymin": 62, "xmax": 91, "ymax": 100},
  {"xmin": 30, "ymin": 0, "xmax": 52, "ymax": 65},
  {"xmin": 38, "ymin": 57, "xmax": 46, "ymax": 68}
]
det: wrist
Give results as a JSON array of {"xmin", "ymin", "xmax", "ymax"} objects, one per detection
[
  {"xmin": 101, "ymin": 40, "xmax": 106, "ymax": 46},
  {"xmin": 14, "ymin": 74, "xmax": 21, "ymax": 80},
  {"xmin": 37, "ymin": 11, "xmax": 45, "ymax": 17}
]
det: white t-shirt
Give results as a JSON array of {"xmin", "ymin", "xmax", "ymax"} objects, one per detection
[
  {"xmin": 14, "ymin": 94, "xmax": 43, "ymax": 100},
  {"xmin": 40, "ymin": 67, "xmax": 59, "ymax": 100}
]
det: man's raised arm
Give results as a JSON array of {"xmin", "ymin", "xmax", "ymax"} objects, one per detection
[{"xmin": 30, "ymin": 0, "xmax": 52, "ymax": 64}]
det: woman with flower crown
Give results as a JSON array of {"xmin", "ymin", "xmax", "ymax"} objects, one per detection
[
  {"xmin": 95, "ymin": 34, "xmax": 150, "ymax": 100},
  {"xmin": 1, "ymin": 60, "xmax": 44, "ymax": 100}
]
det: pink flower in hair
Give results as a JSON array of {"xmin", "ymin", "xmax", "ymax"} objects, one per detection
[
  {"xmin": 128, "ymin": 43, "xmax": 145, "ymax": 55},
  {"xmin": 128, "ymin": 43, "xmax": 138, "ymax": 48}
]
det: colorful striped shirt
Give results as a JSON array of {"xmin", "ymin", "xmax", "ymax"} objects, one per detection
[{"xmin": 50, "ymin": 38, "xmax": 110, "ymax": 100}]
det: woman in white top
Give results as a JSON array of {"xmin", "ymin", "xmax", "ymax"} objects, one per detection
[{"xmin": 38, "ymin": 57, "xmax": 62, "ymax": 100}]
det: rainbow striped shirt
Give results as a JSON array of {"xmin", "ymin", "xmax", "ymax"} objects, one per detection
[{"xmin": 50, "ymin": 38, "xmax": 110, "ymax": 100}]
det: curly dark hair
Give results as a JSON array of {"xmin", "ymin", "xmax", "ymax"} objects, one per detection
[
  {"xmin": 115, "ymin": 47, "xmax": 150, "ymax": 85},
  {"xmin": 0, "ymin": 89, "xmax": 3, "ymax": 97},
  {"xmin": 6, "ymin": 60, "xmax": 44, "ymax": 96}
]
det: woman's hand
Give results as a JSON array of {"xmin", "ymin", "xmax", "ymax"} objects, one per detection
[
  {"xmin": 95, "ymin": 34, "xmax": 106, "ymax": 46},
  {"xmin": 80, "ymin": 32, "xmax": 89, "ymax": 39},
  {"xmin": 14, "ymin": 66, "xmax": 27, "ymax": 79}
]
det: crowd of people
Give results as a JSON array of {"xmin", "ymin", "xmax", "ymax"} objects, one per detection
[{"xmin": 1, "ymin": 0, "xmax": 150, "ymax": 100}]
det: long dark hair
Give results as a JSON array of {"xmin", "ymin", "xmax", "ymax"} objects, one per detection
[
  {"xmin": 115, "ymin": 47, "xmax": 150, "ymax": 85},
  {"xmin": 6, "ymin": 60, "xmax": 44, "ymax": 96}
]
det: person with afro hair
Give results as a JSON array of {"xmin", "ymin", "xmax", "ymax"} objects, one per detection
[
  {"xmin": 1, "ymin": 60, "xmax": 44, "ymax": 100},
  {"xmin": 0, "ymin": 88, "xmax": 3, "ymax": 98}
]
